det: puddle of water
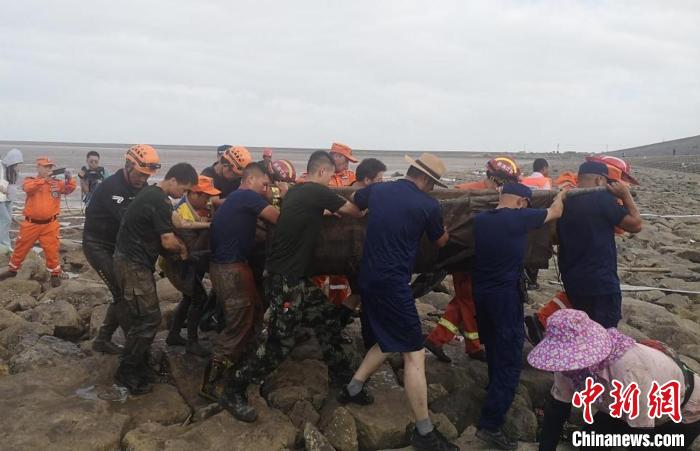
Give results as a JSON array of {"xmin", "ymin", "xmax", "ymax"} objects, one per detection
[{"xmin": 75, "ymin": 384, "xmax": 128, "ymax": 403}]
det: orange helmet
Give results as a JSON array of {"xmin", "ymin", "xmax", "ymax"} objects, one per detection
[
  {"xmin": 222, "ymin": 146, "xmax": 252, "ymax": 176},
  {"xmin": 555, "ymin": 171, "xmax": 578, "ymax": 190},
  {"xmin": 585, "ymin": 155, "xmax": 639, "ymax": 185},
  {"xmin": 125, "ymin": 144, "xmax": 161, "ymax": 175},
  {"xmin": 486, "ymin": 156, "xmax": 520, "ymax": 185}
]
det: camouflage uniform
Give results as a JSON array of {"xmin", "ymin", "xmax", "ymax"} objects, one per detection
[
  {"xmin": 225, "ymin": 271, "xmax": 351, "ymax": 392},
  {"xmin": 114, "ymin": 253, "xmax": 161, "ymax": 378}
]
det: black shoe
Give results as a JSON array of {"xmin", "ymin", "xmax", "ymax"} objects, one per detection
[
  {"xmin": 166, "ymin": 333, "xmax": 187, "ymax": 346},
  {"xmin": 524, "ymin": 313, "xmax": 545, "ymax": 345},
  {"xmin": 50, "ymin": 275, "xmax": 62, "ymax": 288},
  {"xmin": 337, "ymin": 385, "xmax": 374, "ymax": 405},
  {"xmin": 423, "ymin": 338, "xmax": 452, "ymax": 363},
  {"xmin": 468, "ymin": 349, "xmax": 487, "ymax": 362},
  {"xmin": 475, "ymin": 428, "xmax": 518, "ymax": 450},
  {"xmin": 115, "ymin": 371, "xmax": 153, "ymax": 395},
  {"xmin": 409, "ymin": 427, "xmax": 459, "ymax": 451},
  {"xmin": 219, "ymin": 390, "xmax": 257, "ymax": 422},
  {"xmin": 186, "ymin": 340, "xmax": 211, "ymax": 357},
  {"xmin": 92, "ymin": 339, "xmax": 123, "ymax": 355}
]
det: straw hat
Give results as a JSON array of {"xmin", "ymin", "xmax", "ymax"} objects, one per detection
[{"xmin": 404, "ymin": 153, "xmax": 447, "ymax": 188}]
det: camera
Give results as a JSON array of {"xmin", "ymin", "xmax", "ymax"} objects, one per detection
[{"xmin": 51, "ymin": 168, "xmax": 66, "ymax": 177}]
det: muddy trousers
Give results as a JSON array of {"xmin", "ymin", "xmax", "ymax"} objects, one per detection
[
  {"xmin": 162, "ymin": 258, "xmax": 208, "ymax": 342},
  {"xmin": 114, "ymin": 254, "xmax": 161, "ymax": 378},
  {"xmin": 8, "ymin": 219, "xmax": 61, "ymax": 275},
  {"xmin": 426, "ymin": 272, "xmax": 481, "ymax": 354},
  {"xmin": 474, "ymin": 290, "xmax": 524, "ymax": 432},
  {"xmin": 211, "ymin": 262, "xmax": 264, "ymax": 362},
  {"xmin": 225, "ymin": 272, "xmax": 351, "ymax": 392},
  {"xmin": 83, "ymin": 235, "xmax": 128, "ymax": 340}
]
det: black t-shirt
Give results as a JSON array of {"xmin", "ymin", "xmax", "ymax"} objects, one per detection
[
  {"xmin": 116, "ymin": 185, "xmax": 174, "ymax": 270},
  {"xmin": 211, "ymin": 189, "xmax": 269, "ymax": 264},
  {"xmin": 201, "ymin": 164, "xmax": 241, "ymax": 198},
  {"xmin": 83, "ymin": 169, "xmax": 141, "ymax": 244},
  {"xmin": 266, "ymin": 182, "xmax": 346, "ymax": 278}
]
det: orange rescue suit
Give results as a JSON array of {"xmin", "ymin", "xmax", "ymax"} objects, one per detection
[
  {"xmin": 426, "ymin": 179, "xmax": 487, "ymax": 354},
  {"xmin": 9, "ymin": 176, "xmax": 76, "ymax": 275},
  {"xmin": 328, "ymin": 169, "xmax": 356, "ymax": 188}
]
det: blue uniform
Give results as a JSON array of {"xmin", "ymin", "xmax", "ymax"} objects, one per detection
[
  {"xmin": 210, "ymin": 189, "xmax": 269, "ymax": 264},
  {"xmin": 557, "ymin": 190, "xmax": 628, "ymax": 327},
  {"xmin": 473, "ymin": 207, "xmax": 547, "ymax": 432},
  {"xmin": 355, "ymin": 179, "xmax": 444, "ymax": 352}
]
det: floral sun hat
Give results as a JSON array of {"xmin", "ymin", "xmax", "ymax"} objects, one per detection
[{"xmin": 527, "ymin": 309, "xmax": 613, "ymax": 372}]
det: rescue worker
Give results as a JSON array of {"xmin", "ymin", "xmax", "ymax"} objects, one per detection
[
  {"xmin": 317, "ymin": 142, "xmax": 360, "ymax": 306},
  {"xmin": 424, "ymin": 157, "xmax": 520, "ymax": 363},
  {"xmin": 86, "ymin": 144, "xmax": 160, "ymax": 354},
  {"xmin": 260, "ymin": 148, "xmax": 274, "ymax": 176},
  {"xmin": 201, "ymin": 162, "xmax": 280, "ymax": 401},
  {"xmin": 1, "ymin": 157, "xmax": 76, "ymax": 287},
  {"xmin": 352, "ymin": 158, "xmax": 387, "ymax": 188},
  {"xmin": 525, "ymin": 157, "xmax": 642, "ymax": 343},
  {"xmin": 201, "ymin": 145, "xmax": 253, "ymax": 207},
  {"xmin": 339, "ymin": 153, "xmax": 455, "ymax": 451},
  {"xmin": 163, "ymin": 175, "xmax": 221, "ymax": 357},
  {"xmin": 78, "ymin": 150, "xmax": 108, "ymax": 204},
  {"xmin": 521, "ymin": 158, "xmax": 552, "ymax": 190},
  {"xmin": 530, "ymin": 309, "xmax": 700, "ymax": 451},
  {"xmin": 329, "ymin": 142, "xmax": 358, "ymax": 187},
  {"xmin": 114, "ymin": 162, "xmax": 197, "ymax": 394},
  {"xmin": 217, "ymin": 151, "xmax": 362, "ymax": 422},
  {"xmin": 472, "ymin": 183, "xmax": 564, "ymax": 450},
  {"xmin": 0, "ymin": 148, "xmax": 23, "ymax": 252},
  {"xmin": 556, "ymin": 161, "xmax": 641, "ymax": 329}
]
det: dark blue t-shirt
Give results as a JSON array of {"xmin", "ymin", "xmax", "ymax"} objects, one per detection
[
  {"xmin": 473, "ymin": 208, "xmax": 547, "ymax": 294},
  {"xmin": 557, "ymin": 190, "xmax": 628, "ymax": 296},
  {"xmin": 356, "ymin": 179, "xmax": 445, "ymax": 297},
  {"xmin": 210, "ymin": 189, "xmax": 269, "ymax": 264}
]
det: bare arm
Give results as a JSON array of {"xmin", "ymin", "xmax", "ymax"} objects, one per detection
[
  {"xmin": 434, "ymin": 228, "xmax": 449, "ymax": 248},
  {"xmin": 211, "ymin": 196, "xmax": 224, "ymax": 208},
  {"xmin": 544, "ymin": 191, "xmax": 565, "ymax": 223},
  {"xmin": 171, "ymin": 212, "xmax": 210, "ymax": 230},
  {"xmin": 608, "ymin": 182, "xmax": 642, "ymax": 233},
  {"xmin": 161, "ymin": 232, "xmax": 188, "ymax": 260},
  {"xmin": 336, "ymin": 200, "xmax": 363, "ymax": 218},
  {"xmin": 258, "ymin": 205, "xmax": 280, "ymax": 224}
]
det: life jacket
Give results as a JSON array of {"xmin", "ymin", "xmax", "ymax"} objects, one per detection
[{"xmin": 521, "ymin": 175, "xmax": 552, "ymax": 190}]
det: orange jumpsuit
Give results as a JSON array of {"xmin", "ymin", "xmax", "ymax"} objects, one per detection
[
  {"xmin": 426, "ymin": 179, "xmax": 488, "ymax": 354},
  {"xmin": 315, "ymin": 169, "xmax": 357, "ymax": 305},
  {"xmin": 9, "ymin": 176, "xmax": 76, "ymax": 275}
]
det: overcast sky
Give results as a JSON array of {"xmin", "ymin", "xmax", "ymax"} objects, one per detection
[{"xmin": 1, "ymin": 1, "xmax": 699, "ymax": 152}]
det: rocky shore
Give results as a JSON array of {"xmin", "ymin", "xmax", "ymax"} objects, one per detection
[{"xmin": 1, "ymin": 164, "xmax": 699, "ymax": 450}]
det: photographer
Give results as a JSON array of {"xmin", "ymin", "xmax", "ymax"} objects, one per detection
[
  {"xmin": 0, "ymin": 157, "xmax": 76, "ymax": 287},
  {"xmin": 79, "ymin": 150, "xmax": 108, "ymax": 204}
]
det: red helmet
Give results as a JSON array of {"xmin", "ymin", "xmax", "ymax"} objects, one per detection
[
  {"xmin": 585, "ymin": 155, "xmax": 639, "ymax": 185},
  {"xmin": 271, "ymin": 159, "xmax": 297, "ymax": 182},
  {"xmin": 125, "ymin": 144, "xmax": 161, "ymax": 175},
  {"xmin": 262, "ymin": 148, "xmax": 273, "ymax": 158},
  {"xmin": 486, "ymin": 156, "xmax": 520, "ymax": 184},
  {"xmin": 222, "ymin": 146, "xmax": 252, "ymax": 176}
]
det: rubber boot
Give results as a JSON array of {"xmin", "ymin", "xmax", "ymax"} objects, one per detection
[
  {"xmin": 166, "ymin": 296, "xmax": 191, "ymax": 346},
  {"xmin": 92, "ymin": 303, "xmax": 124, "ymax": 355},
  {"xmin": 219, "ymin": 386, "xmax": 257, "ymax": 422},
  {"xmin": 185, "ymin": 303, "xmax": 210, "ymax": 357}
]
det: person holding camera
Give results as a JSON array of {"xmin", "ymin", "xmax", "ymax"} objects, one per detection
[
  {"xmin": 78, "ymin": 150, "xmax": 108, "ymax": 204},
  {"xmin": 1, "ymin": 156, "xmax": 76, "ymax": 287}
]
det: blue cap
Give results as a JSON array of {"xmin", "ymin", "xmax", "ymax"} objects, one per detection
[
  {"xmin": 578, "ymin": 161, "xmax": 609, "ymax": 178},
  {"xmin": 502, "ymin": 182, "xmax": 533, "ymax": 202}
]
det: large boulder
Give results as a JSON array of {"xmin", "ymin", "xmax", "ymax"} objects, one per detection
[
  {"xmin": 39, "ymin": 279, "xmax": 111, "ymax": 326},
  {"xmin": 0, "ymin": 309, "xmax": 52, "ymax": 352},
  {"xmin": 343, "ymin": 363, "xmax": 414, "ymax": 450},
  {"xmin": 265, "ymin": 358, "xmax": 330, "ymax": 412},
  {"xmin": 9, "ymin": 334, "xmax": 86, "ymax": 374},
  {"xmin": 122, "ymin": 392, "xmax": 297, "ymax": 451},
  {"xmin": 320, "ymin": 406, "xmax": 359, "ymax": 451},
  {"xmin": 622, "ymin": 298, "xmax": 700, "ymax": 349},
  {"xmin": 304, "ymin": 422, "xmax": 336, "ymax": 451},
  {"xmin": 20, "ymin": 299, "xmax": 83, "ymax": 339}
]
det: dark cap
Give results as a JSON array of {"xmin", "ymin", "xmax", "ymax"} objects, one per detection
[
  {"xmin": 501, "ymin": 182, "xmax": 533, "ymax": 203},
  {"xmin": 578, "ymin": 161, "xmax": 609, "ymax": 178}
]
